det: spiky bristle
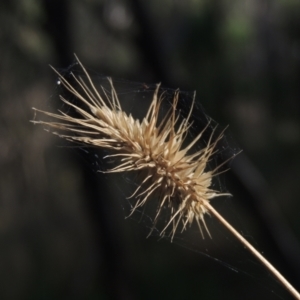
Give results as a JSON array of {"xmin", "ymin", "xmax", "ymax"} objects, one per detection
[{"xmin": 32, "ymin": 56, "xmax": 230, "ymax": 240}]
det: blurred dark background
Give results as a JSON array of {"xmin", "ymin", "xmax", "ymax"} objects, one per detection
[{"xmin": 1, "ymin": 0, "xmax": 300, "ymax": 299}]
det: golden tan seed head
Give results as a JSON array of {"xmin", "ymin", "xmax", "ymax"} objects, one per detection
[{"xmin": 32, "ymin": 55, "xmax": 230, "ymax": 240}]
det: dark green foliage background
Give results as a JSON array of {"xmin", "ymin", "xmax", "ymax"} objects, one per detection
[{"xmin": 0, "ymin": 1, "xmax": 300, "ymax": 299}]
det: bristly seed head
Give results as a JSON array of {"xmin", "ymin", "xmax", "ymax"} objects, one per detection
[{"xmin": 32, "ymin": 55, "xmax": 231, "ymax": 240}]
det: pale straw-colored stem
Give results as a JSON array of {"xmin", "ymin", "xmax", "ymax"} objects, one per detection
[{"xmin": 205, "ymin": 203, "xmax": 300, "ymax": 299}]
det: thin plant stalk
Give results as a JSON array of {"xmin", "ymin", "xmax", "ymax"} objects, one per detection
[{"xmin": 206, "ymin": 203, "xmax": 300, "ymax": 299}]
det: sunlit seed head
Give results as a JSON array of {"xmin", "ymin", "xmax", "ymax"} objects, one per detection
[{"xmin": 32, "ymin": 55, "xmax": 230, "ymax": 240}]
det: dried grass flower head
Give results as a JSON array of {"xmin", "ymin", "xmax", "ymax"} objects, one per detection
[
  {"xmin": 32, "ymin": 56, "xmax": 300, "ymax": 299},
  {"xmin": 32, "ymin": 56, "xmax": 231, "ymax": 239}
]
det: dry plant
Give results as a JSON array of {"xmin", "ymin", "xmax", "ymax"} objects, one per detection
[{"xmin": 32, "ymin": 56, "xmax": 300, "ymax": 299}]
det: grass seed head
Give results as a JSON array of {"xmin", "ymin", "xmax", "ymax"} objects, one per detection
[
  {"xmin": 31, "ymin": 57, "xmax": 300, "ymax": 300},
  {"xmin": 32, "ymin": 56, "xmax": 230, "ymax": 240}
]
